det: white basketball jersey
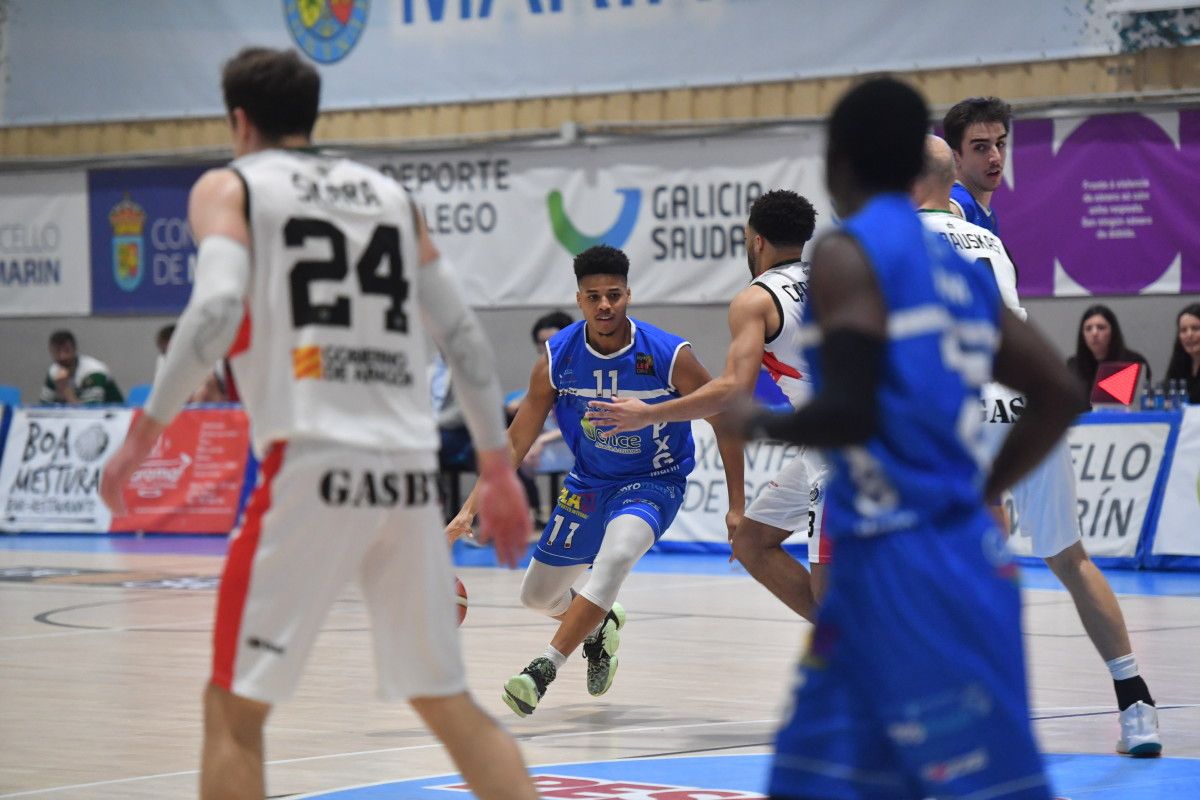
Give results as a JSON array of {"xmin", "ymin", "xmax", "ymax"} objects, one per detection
[
  {"xmin": 228, "ymin": 149, "xmax": 437, "ymax": 456},
  {"xmin": 752, "ymin": 259, "xmax": 814, "ymax": 408},
  {"xmin": 919, "ymin": 210, "xmax": 1026, "ymax": 320}
]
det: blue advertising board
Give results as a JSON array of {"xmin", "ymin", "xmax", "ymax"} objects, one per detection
[{"xmin": 88, "ymin": 165, "xmax": 212, "ymax": 315}]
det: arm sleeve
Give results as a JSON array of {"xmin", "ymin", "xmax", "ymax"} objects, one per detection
[
  {"xmin": 416, "ymin": 256, "xmax": 507, "ymax": 451},
  {"xmin": 747, "ymin": 329, "xmax": 883, "ymax": 447},
  {"xmin": 143, "ymin": 235, "xmax": 249, "ymax": 424}
]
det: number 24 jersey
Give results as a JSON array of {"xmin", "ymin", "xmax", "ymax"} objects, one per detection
[{"xmin": 229, "ymin": 149, "xmax": 437, "ymax": 457}]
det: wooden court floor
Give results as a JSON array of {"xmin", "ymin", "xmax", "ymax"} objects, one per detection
[{"xmin": 1, "ymin": 541, "xmax": 1198, "ymax": 799}]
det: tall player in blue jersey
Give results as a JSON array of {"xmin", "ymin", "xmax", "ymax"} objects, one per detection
[
  {"xmin": 447, "ymin": 244, "xmax": 744, "ymax": 717},
  {"xmin": 943, "ymin": 96, "xmax": 1010, "ymax": 234},
  {"xmin": 747, "ymin": 78, "xmax": 1087, "ymax": 799}
]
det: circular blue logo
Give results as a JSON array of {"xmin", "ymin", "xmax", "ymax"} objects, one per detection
[{"xmin": 284, "ymin": 0, "xmax": 370, "ymax": 64}]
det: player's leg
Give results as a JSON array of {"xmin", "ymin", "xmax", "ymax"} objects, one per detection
[
  {"xmin": 200, "ymin": 684, "xmax": 270, "ymax": 800},
  {"xmin": 732, "ymin": 516, "xmax": 816, "ymax": 621},
  {"xmin": 411, "ymin": 693, "xmax": 537, "ymax": 800},
  {"xmin": 856, "ymin": 523, "xmax": 1051, "ymax": 799},
  {"xmin": 572, "ymin": 513, "xmax": 653, "ymax": 695},
  {"xmin": 204, "ymin": 443, "xmax": 375, "ymax": 797},
  {"xmin": 738, "ymin": 453, "xmax": 821, "ymax": 621},
  {"xmin": 1016, "ymin": 443, "xmax": 1161, "ymax": 755},
  {"xmin": 359, "ymin": 453, "xmax": 538, "ymax": 797}
]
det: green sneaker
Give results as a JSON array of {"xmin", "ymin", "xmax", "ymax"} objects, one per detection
[
  {"xmin": 502, "ymin": 656, "xmax": 557, "ymax": 717},
  {"xmin": 582, "ymin": 602, "xmax": 626, "ymax": 696}
]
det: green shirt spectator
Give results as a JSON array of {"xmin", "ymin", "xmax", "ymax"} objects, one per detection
[{"xmin": 39, "ymin": 329, "xmax": 124, "ymax": 405}]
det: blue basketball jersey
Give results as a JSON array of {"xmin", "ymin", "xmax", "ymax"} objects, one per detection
[
  {"xmin": 547, "ymin": 318, "xmax": 695, "ymax": 485},
  {"xmin": 803, "ymin": 193, "xmax": 1002, "ymax": 539},
  {"xmin": 950, "ymin": 182, "xmax": 999, "ymax": 234}
]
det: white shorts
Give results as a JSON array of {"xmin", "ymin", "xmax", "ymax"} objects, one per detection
[
  {"xmin": 212, "ymin": 441, "xmax": 465, "ymax": 704},
  {"xmin": 743, "ymin": 447, "xmax": 831, "ymax": 564},
  {"xmin": 980, "ymin": 383, "xmax": 1082, "ymax": 559}
]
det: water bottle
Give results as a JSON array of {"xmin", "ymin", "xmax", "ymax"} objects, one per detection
[
  {"xmin": 1173, "ymin": 379, "xmax": 1188, "ymax": 410},
  {"xmin": 1139, "ymin": 380, "xmax": 1154, "ymax": 411},
  {"xmin": 1153, "ymin": 383, "xmax": 1165, "ymax": 410}
]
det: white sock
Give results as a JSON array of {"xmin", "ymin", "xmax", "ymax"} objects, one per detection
[
  {"xmin": 1106, "ymin": 653, "xmax": 1139, "ymax": 681},
  {"xmin": 543, "ymin": 645, "xmax": 567, "ymax": 670}
]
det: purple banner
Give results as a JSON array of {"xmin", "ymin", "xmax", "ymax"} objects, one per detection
[{"xmin": 997, "ymin": 110, "xmax": 1200, "ymax": 297}]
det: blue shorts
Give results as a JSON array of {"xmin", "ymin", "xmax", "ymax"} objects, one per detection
[
  {"xmin": 770, "ymin": 519, "xmax": 1051, "ymax": 800},
  {"xmin": 532, "ymin": 474, "xmax": 685, "ymax": 567}
]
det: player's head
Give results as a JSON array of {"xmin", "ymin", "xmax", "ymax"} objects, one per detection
[
  {"xmin": 221, "ymin": 47, "xmax": 320, "ymax": 157},
  {"xmin": 531, "ymin": 310, "xmax": 574, "ymax": 350},
  {"xmin": 911, "ymin": 135, "xmax": 957, "ymax": 209},
  {"xmin": 1075, "ymin": 304, "xmax": 1124, "ymax": 364},
  {"xmin": 942, "ymin": 97, "xmax": 1011, "ymax": 196},
  {"xmin": 573, "ymin": 245, "xmax": 631, "ymax": 341},
  {"xmin": 48, "ymin": 329, "xmax": 77, "ymax": 369},
  {"xmin": 825, "ymin": 77, "xmax": 929, "ymax": 217},
  {"xmin": 745, "ymin": 190, "xmax": 817, "ymax": 278}
]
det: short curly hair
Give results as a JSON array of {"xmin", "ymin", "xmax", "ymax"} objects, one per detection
[
  {"xmin": 748, "ymin": 190, "xmax": 817, "ymax": 248},
  {"xmin": 573, "ymin": 244, "xmax": 629, "ymax": 283},
  {"xmin": 942, "ymin": 97, "xmax": 1012, "ymax": 153}
]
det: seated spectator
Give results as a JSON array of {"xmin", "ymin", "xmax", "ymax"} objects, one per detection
[
  {"xmin": 1165, "ymin": 302, "xmax": 1200, "ymax": 404},
  {"xmin": 1066, "ymin": 304, "xmax": 1150, "ymax": 392},
  {"xmin": 156, "ymin": 323, "xmax": 229, "ymax": 403},
  {"xmin": 39, "ymin": 330, "xmax": 124, "ymax": 405}
]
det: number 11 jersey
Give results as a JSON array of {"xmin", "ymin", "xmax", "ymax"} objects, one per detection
[{"xmin": 229, "ymin": 149, "xmax": 437, "ymax": 457}]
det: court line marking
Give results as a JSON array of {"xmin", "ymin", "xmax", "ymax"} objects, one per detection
[{"xmin": 7, "ymin": 707, "xmax": 1199, "ymax": 798}]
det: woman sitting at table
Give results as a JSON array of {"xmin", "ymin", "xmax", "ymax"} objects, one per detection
[
  {"xmin": 1066, "ymin": 304, "xmax": 1151, "ymax": 393},
  {"xmin": 1164, "ymin": 303, "xmax": 1200, "ymax": 405}
]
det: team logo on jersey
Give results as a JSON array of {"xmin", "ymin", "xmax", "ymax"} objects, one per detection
[
  {"xmin": 580, "ymin": 417, "xmax": 641, "ymax": 455},
  {"xmin": 292, "ymin": 345, "xmax": 323, "ymax": 380},
  {"xmin": 284, "ymin": 0, "xmax": 370, "ymax": 64},
  {"xmin": 108, "ymin": 194, "xmax": 146, "ymax": 292},
  {"xmin": 635, "ymin": 353, "xmax": 654, "ymax": 375},
  {"xmin": 547, "ymin": 188, "xmax": 641, "ymax": 255}
]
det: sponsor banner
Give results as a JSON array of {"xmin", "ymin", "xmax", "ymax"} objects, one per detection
[
  {"xmin": 3, "ymin": 2, "xmax": 1195, "ymax": 125},
  {"xmin": 994, "ymin": 109, "xmax": 1200, "ymax": 297},
  {"xmin": 1152, "ymin": 406, "xmax": 1200, "ymax": 557},
  {"xmin": 109, "ymin": 408, "xmax": 251, "ymax": 534},
  {"xmin": 0, "ymin": 407, "xmax": 133, "ymax": 533},
  {"xmin": 1044, "ymin": 421, "xmax": 1170, "ymax": 559},
  {"xmin": 667, "ymin": 420, "xmax": 806, "ymax": 548},
  {"xmin": 365, "ymin": 131, "xmax": 827, "ymax": 306},
  {"xmin": 0, "ymin": 171, "xmax": 91, "ymax": 317},
  {"xmin": 88, "ymin": 165, "xmax": 211, "ymax": 314}
]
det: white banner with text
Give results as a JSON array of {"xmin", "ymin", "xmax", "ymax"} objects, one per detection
[
  {"xmin": 1152, "ymin": 407, "xmax": 1200, "ymax": 557},
  {"xmin": 0, "ymin": 171, "xmax": 91, "ymax": 317},
  {"xmin": 0, "ymin": 407, "xmax": 133, "ymax": 532}
]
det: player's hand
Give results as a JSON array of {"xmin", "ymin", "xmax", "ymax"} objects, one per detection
[
  {"xmin": 444, "ymin": 511, "xmax": 475, "ymax": 549},
  {"xmin": 99, "ymin": 414, "xmax": 166, "ymax": 517},
  {"xmin": 585, "ymin": 397, "xmax": 654, "ymax": 435},
  {"xmin": 725, "ymin": 509, "xmax": 743, "ymax": 564},
  {"xmin": 473, "ymin": 449, "xmax": 532, "ymax": 568}
]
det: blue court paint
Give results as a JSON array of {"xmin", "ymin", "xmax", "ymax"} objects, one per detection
[{"xmin": 293, "ymin": 752, "xmax": 1200, "ymax": 799}]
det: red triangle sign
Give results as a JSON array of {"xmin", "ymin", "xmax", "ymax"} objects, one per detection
[{"xmin": 1097, "ymin": 363, "xmax": 1140, "ymax": 405}]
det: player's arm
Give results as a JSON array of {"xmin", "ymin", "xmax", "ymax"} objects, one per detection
[
  {"xmin": 100, "ymin": 169, "xmax": 250, "ymax": 515},
  {"xmin": 745, "ymin": 233, "xmax": 886, "ymax": 446},
  {"xmin": 585, "ymin": 287, "xmax": 770, "ymax": 433},
  {"xmin": 445, "ymin": 355, "xmax": 556, "ymax": 544},
  {"xmin": 984, "ymin": 309, "xmax": 1088, "ymax": 501},
  {"xmin": 412, "ymin": 209, "xmax": 531, "ymax": 566},
  {"xmin": 672, "ymin": 346, "xmax": 747, "ymax": 539}
]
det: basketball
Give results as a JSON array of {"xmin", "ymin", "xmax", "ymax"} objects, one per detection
[{"xmin": 455, "ymin": 576, "xmax": 468, "ymax": 626}]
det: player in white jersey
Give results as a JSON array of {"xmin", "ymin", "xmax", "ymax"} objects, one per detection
[
  {"xmin": 914, "ymin": 135, "xmax": 1162, "ymax": 757},
  {"xmin": 100, "ymin": 47, "xmax": 539, "ymax": 799},
  {"xmin": 586, "ymin": 190, "xmax": 829, "ymax": 620}
]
